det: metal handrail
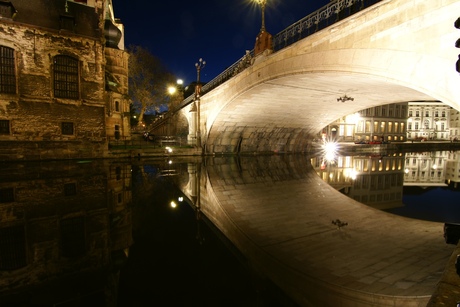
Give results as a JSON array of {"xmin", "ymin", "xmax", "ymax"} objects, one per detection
[{"xmin": 155, "ymin": 0, "xmax": 383, "ymax": 130}]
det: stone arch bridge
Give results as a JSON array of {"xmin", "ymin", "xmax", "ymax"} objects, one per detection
[
  {"xmin": 170, "ymin": 0, "xmax": 460, "ymax": 154},
  {"xmin": 156, "ymin": 0, "xmax": 460, "ymax": 305}
]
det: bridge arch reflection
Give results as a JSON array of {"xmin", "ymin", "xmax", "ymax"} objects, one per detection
[{"xmin": 179, "ymin": 154, "xmax": 454, "ymax": 306}]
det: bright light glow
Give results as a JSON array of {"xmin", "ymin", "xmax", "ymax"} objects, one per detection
[
  {"xmin": 350, "ymin": 170, "xmax": 357, "ymax": 180},
  {"xmin": 345, "ymin": 112, "xmax": 360, "ymax": 124},
  {"xmin": 168, "ymin": 86, "xmax": 177, "ymax": 95},
  {"xmin": 168, "ymin": 160, "xmax": 173, "ymax": 164},
  {"xmin": 405, "ymin": 168, "xmax": 409, "ymax": 174},
  {"xmin": 322, "ymin": 141, "xmax": 338, "ymax": 163},
  {"xmin": 170, "ymin": 201, "xmax": 177, "ymax": 208},
  {"xmin": 165, "ymin": 147, "xmax": 173, "ymax": 153},
  {"xmin": 178, "ymin": 196, "xmax": 183, "ymax": 202},
  {"xmin": 344, "ymin": 168, "xmax": 357, "ymax": 180},
  {"xmin": 432, "ymin": 164, "xmax": 437, "ymax": 169},
  {"xmin": 177, "ymin": 79, "xmax": 183, "ymax": 85}
]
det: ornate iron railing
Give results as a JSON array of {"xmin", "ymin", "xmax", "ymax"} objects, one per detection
[{"xmin": 155, "ymin": 0, "xmax": 383, "ymax": 131}]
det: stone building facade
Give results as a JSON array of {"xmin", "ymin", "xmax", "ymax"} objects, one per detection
[
  {"xmin": 0, "ymin": 0, "xmax": 129, "ymax": 161},
  {"xmin": 325, "ymin": 102, "xmax": 408, "ymax": 143},
  {"xmin": 407, "ymin": 101, "xmax": 451, "ymax": 141}
]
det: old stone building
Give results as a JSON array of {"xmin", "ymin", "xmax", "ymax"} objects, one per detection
[{"xmin": 0, "ymin": 0, "xmax": 129, "ymax": 160}]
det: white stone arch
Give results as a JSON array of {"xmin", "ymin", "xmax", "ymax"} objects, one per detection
[{"xmin": 199, "ymin": 0, "xmax": 460, "ymax": 154}]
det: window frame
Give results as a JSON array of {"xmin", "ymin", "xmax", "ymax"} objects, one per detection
[
  {"xmin": 61, "ymin": 122, "xmax": 74, "ymax": 136},
  {"xmin": 0, "ymin": 45, "xmax": 16, "ymax": 94},
  {"xmin": 53, "ymin": 55, "xmax": 80, "ymax": 100},
  {"xmin": 0, "ymin": 119, "xmax": 10, "ymax": 135}
]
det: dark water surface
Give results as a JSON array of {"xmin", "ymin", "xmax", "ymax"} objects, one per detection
[
  {"xmin": 0, "ymin": 150, "xmax": 458, "ymax": 306},
  {"xmin": 117, "ymin": 164, "xmax": 286, "ymax": 307}
]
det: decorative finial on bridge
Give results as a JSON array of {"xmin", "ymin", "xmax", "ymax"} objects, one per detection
[{"xmin": 337, "ymin": 95, "xmax": 354, "ymax": 102}]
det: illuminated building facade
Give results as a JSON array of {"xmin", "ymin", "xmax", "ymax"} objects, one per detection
[
  {"xmin": 406, "ymin": 101, "xmax": 451, "ymax": 141},
  {"xmin": 449, "ymin": 108, "xmax": 460, "ymax": 140},
  {"xmin": 325, "ymin": 102, "xmax": 408, "ymax": 143},
  {"xmin": 0, "ymin": 0, "xmax": 129, "ymax": 160}
]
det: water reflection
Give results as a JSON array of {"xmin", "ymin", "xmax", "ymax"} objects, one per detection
[
  {"xmin": 0, "ymin": 160, "xmax": 132, "ymax": 306},
  {"xmin": 0, "ymin": 152, "xmax": 457, "ymax": 306},
  {"xmin": 0, "ymin": 159, "xmax": 292, "ymax": 306},
  {"xmin": 313, "ymin": 149, "xmax": 460, "ymax": 222}
]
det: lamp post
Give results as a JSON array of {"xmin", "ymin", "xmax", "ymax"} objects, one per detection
[
  {"xmin": 254, "ymin": 0, "xmax": 267, "ymax": 32},
  {"xmin": 195, "ymin": 58, "xmax": 205, "ymax": 148},
  {"xmin": 167, "ymin": 79, "xmax": 184, "ymax": 136}
]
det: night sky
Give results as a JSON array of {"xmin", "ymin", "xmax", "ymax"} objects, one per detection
[{"xmin": 111, "ymin": 0, "xmax": 330, "ymax": 85}]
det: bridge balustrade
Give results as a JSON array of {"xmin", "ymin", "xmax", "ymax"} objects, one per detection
[{"xmin": 155, "ymin": 0, "xmax": 383, "ymax": 134}]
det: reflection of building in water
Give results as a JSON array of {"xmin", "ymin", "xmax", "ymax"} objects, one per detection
[
  {"xmin": 311, "ymin": 155, "xmax": 355, "ymax": 191},
  {"xmin": 446, "ymin": 152, "xmax": 460, "ymax": 186},
  {"xmin": 0, "ymin": 161, "xmax": 132, "ymax": 306},
  {"xmin": 312, "ymin": 154, "xmax": 406, "ymax": 209},
  {"xmin": 444, "ymin": 151, "xmax": 460, "ymax": 188},
  {"xmin": 404, "ymin": 151, "xmax": 448, "ymax": 187}
]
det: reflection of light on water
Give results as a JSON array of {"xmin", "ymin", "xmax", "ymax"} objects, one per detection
[{"xmin": 344, "ymin": 168, "xmax": 357, "ymax": 180}]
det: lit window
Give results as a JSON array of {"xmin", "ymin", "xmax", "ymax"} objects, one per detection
[
  {"xmin": 0, "ymin": 46, "xmax": 15, "ymax": 94},
  {"xmin": 54, "ymin": 55, "xmax": 79, "ymax": 99}
]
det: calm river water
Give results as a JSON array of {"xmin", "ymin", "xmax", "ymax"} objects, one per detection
[{"xmin": 0, "ymin": 149, "xmax": 458, "ymax": 306}]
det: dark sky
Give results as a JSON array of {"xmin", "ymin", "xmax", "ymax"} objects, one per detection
[{"xmin": 111, "ymin": 0, "xmax": 330, "ymax": 85}]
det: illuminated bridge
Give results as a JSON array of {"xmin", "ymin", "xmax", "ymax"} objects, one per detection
[
  {"xmin": 166, "ymin": 0, "xmax": 460, "ymax": 154},
  {"xmin": 163, "ymin": 0, "xmax": 460, "ymax": 305}
]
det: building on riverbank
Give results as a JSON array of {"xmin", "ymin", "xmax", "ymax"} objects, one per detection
[
  {"xmin": 324, "ymin": 102, "xmax": 409, "ymax": 143},
  {"xmin": 407, "ymin": 101, "xmax": 451, "ymax": 141},
  {"xmin": 0, "ymin": 0, "xmax": 129, "ymax": 161},
  {"xmin": 323, "ymin": 101, "xmax": 457, "ymax": 143}
]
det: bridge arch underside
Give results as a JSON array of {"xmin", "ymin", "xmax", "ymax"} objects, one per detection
[{"xmin": 206, "ymin": 71, "xmax": 434, "ymax": 155}]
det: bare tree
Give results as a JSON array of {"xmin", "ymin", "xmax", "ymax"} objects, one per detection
[{"xmin": 128, "ymin": 45, "xmax": 175, "ymax": 127}]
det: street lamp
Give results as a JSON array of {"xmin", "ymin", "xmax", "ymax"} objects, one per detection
[
  {"xmin": 195, "ymin": 58, "xmax": 205, "ymax": 148},
  {"xmin": 253, "ymin": 0, "xmax": 267, "ymax": 32},
  {"xmin": 166, "ymin": 79, "xmax": 184, "ymax": 136}
]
